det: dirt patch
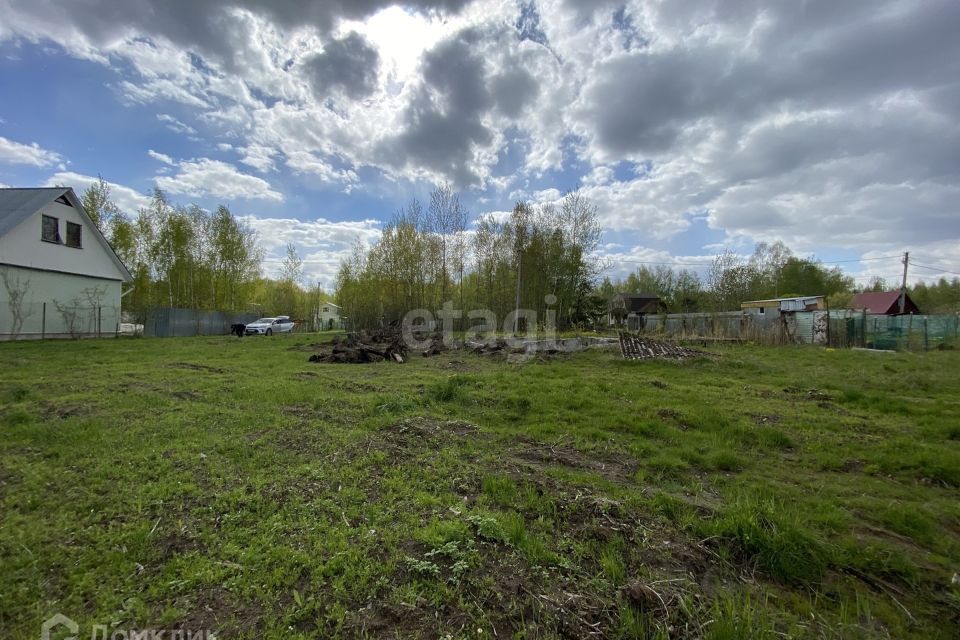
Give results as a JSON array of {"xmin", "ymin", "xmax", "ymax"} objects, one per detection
[
  {"xmin": 118, "ymin": 380, "xmax": 163, "ymax": 393},
  {"xmin": 153, "ymin": 529, "xmax": 203, "ymax": 561},
  {"xmin": 346, "ymin": 536, "xmax": 622, "ymax": 639},
  {"xmin": 0, "ymin": 467, "xmax": 18, "ymax": 496},
  {"xmin": 166, "ymin": 362, "xmax": 226, "ymax": 374},
  {"xmin": 170, "ymin": 390, "xmax": 202, "ymax": 401},
  {"xmin": 748, "ymin": 412, "xmax": 781, "ymax": 426},
  {"xmin": 839, "ymin": 458, "xmax": 866, "ymax": 473},
  {"xmin": 783, "ymin": 386, "xmax": 832, "ymax": 402},
  {"xmin": 280, "ymin": 404, "xmax": 335, "ymax": 421},
  {"xmin": 817, "ymin": 400, "xmax": 851, "ymax": 415},
  {"xmin": 512, "ymin": 439, "xmax": 639, "ymax": 484},
  {"xmin": 658, "ymin": 408, "xmax": 693, "ymax": 430},
  {"xmin": 168, "ymin": 586, "xmax": 264, "ymax": 638},
  {"xmin": 381, "ymin": 416, "xmax": 480, "ymax": 441},
  {"xmin": 256, "ymin": 422, "xmax": 341, "ymax": 460},
  {"xmin": 292, "ymin": 370, "xmax": 319, "ymax": 380},
  {"xmin": 39, "ymin": 401, "xmax": 90, "ymax": 421},
  {"xmin": 332, "ymin": 380, "xmax": 384, "ymax": 394},
  {"xmin": 353, "ymin": 417, "xmax": 486, "ymax": 469}
]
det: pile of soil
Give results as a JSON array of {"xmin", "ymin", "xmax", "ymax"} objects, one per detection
[
  {"xmin": 465, "ymin": 338, "xmax": 514, "ymax": 356},
  {"xmin": 421, "ymin": 331, "xmax": 450, "ymax": 357},
  {"xmin": 308, "ymin": 328, "xmax": 407, "ymax": 364}
]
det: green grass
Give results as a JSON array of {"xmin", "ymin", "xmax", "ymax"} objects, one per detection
[{"xmin": 1, "ymin": 336, "xmax": 959, "ymax": 638}]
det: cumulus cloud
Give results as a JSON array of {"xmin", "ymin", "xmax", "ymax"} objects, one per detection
[
  {"xmin": 238, "ymin": 144, "xmax": 278, "ymax": 172},
  {"xmin": 300, "ymin": 32, "xmax": 380, "ymax": 100},
  {"xmin": 43, "ymin": 171, "xmax": 151, "ymax": 214},
  {"xmin": 239, "ymin": 214, "xmax": 381, "ymax": 286},
  {"xmin": 147, "ymin": 149, "xmax": 175, "ymax": 165},
  {"xmin": 155, "ymin": 158, "xmax": 284, "ymax": 201},
  {"xmin": 156, "ymin": 114, "xmax": 198, "ymax": 135},
  {"xmin": 0, "ymin": 135, "xmax": 62, "ymax": 167},
  {"xmin": 0, "ymin": 0, "xmax": 472, "ymax": 68},
  {"xmin": 1, "ymin": 0, "xmax": 958, "ymax": 263}
]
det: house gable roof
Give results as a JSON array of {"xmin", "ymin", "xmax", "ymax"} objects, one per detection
[
  {"xmin": 609, "ymin": 292, "xmax": 661, "ymax": 313},
  {"xmin": 616, "ymin": 292, "xmax": 660, "ymax": 300},
  {"xmin": 850, "ymin": 290, "xmax": 919, "ymax": 314},
  {"xmin": 0, "ymin": 187, "xmax": 133, "ymax": 282}
]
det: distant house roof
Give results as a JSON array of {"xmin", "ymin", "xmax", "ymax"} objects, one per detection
[
  {"xmin": 0, "ymin": 187, "xmax": 133, "ymax": 281},
  {"xmin": 609, "ymin": 292, "xmax": 661, "ymax": 314},
  {"xmin": 850, "ymin": 291, "xmax": 920, "ymax": 315},
  {"xmin": 321, "ymin": 301, "xmax": 341, "ymax": 309},
  {"xmin": 741, "ymin": 295, "xmax": 824, "ymax": 311}
]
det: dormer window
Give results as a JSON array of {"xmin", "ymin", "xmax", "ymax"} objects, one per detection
[
  {"xmin": 66, "ymin": 221, "xmax": 82, "ymax": 248},
  {"xmin": 42, "ymin": 214, "xmax": 61, "ymax": 243}
]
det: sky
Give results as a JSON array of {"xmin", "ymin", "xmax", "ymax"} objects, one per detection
[{"xmin": 0, "ymin": 0, "xmax": 958, "ymax": 290}]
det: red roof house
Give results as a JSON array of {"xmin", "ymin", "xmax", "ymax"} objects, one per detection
[{"xmin": 850, "ymin": 290, "xmax": 921, "ymax": 315}]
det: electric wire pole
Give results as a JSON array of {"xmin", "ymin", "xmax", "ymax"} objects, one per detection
[{"xmin": 899, "ymin": 251, "xmax": 909, "ymax": 314}]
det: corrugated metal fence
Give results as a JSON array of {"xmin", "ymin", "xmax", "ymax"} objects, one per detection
[
  {"xmin": 840, "ymin": 312, "xmax": 960, "ymax": 351},
  {"xmin": 144, "ymin": 307, "xmax": 259, "ymax": 338},
  {"xmin": 636, "ymin": 310, "xmax": 959, "ymax": 350}
]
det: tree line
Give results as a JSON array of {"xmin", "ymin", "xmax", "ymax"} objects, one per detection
[
  {"xmin": 81, "ymin": 177, "xmax": 325, "ymax": 320},
  {"xmin": 335, "ymin": 187, "xmax": 604, "ymax": 330},
  {"xmin": 599, "ymin": 241, "xmax": 960, "ymax": 315},
  {"xmin": 80, "ymin": 177, "xmax": 958, "ymax": 325}
]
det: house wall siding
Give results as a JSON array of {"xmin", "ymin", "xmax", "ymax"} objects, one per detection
[
  {"xmin": 316, "ymin": 305, "xmax": 343, "ymax": 329},
  {"xmin": 0, "ymin": 201, "xmax": 126, "ymax": 281},
  {"xmin": 0, "ymin": 264, "xmax": 122, "ymax": 339}
]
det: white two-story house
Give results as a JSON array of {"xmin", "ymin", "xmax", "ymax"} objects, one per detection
[{"xmin": 0, "ymin": 187, "xmax": 132, "ymax": 339}]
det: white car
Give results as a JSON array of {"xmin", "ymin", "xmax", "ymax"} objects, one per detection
[{"xmin": 244, "ymin": 316, "xmax": 295, "ymax": 336}]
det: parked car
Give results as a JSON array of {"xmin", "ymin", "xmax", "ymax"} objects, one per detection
[{"xmin": 244, "ymin": 316, "xmax": 295, "ymax": 336}]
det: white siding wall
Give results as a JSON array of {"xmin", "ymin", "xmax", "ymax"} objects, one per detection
[
  {"xmin": 316, "ymin": 304, "xmax": 342, "ymax": 329},
  {"xmin": 0, "ymin": 200, "xmax": 126, "ymax": 281},
  {"xmin": 0, "ymin": 265, "xmax": 123, "ymax": 339}
]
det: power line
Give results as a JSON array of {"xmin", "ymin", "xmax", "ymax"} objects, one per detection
[
  {"xmin": 849, "ymin": 273, "xmax": 904, "ymax": 280},
  {"xmin": 259, "ymin": 252, "xmax": 908, "ymax": 268},
  {"xmin": 910, "ymin": 262, "xmax": 960, "ymax": 276},
  {"xmin": 600, "ymin": 254, "xmax": 902, "ymax": 267},
  {"xmin": 261, "ymin": 258, "xmax": 339, "ymax": 263},
  {"xmin": 600, "ymin": 258, "xmax": 714, "ymax": 267},
  {"xmin": 818, "ymin": 254, "xmax": 902, "ymax": 263}
]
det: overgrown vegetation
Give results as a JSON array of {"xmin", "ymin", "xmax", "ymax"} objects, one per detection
[
  {"xmin": 77, "ymin": 177, "xmax": 327, "ymax": 320},
  {"xmin": 597, "ymin": 243, "xmax": 960, "ymax": 314},
  {"xmin": 1, "ymin": 338, "xmax": 958, "ymax": 638},
  {"xmin": 336, "ymin": 188, "xmax": 604, "ymax": 329}
]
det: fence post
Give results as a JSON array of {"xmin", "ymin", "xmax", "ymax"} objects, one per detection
[
  {"xmin": 97, "ymin": 306, "xmax": 102, "ymax": 338},
  {"xmin": 825, "ymin": 298, "xmax": 831, "ymax": 346},
  {"xmin": 41, "ymin": 302, "xmax": 46, "ymax": 339},
  {"xmin": 924, "ymin": 318, "xmax": 928, "ymax": 350}
]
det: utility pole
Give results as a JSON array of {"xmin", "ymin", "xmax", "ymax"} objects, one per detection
[
  {"xmin": 316, "ymin": 281, "xmax": 321, "ymax": 331},
  {"xmin": 899, "ymin": 251, "xmax": 909, "ymax": 314},
  {"xmin": 513, "ymin": 251, "xmax": 522, "ymax": 334},
  {"xmin": 511, "ymin": 202, "xmax": 529, "ymax": 335}
]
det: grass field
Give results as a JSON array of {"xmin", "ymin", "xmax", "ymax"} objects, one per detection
[{"xmin": 2, "ymin": 335, "xmax": 959, "ymax": 638}]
